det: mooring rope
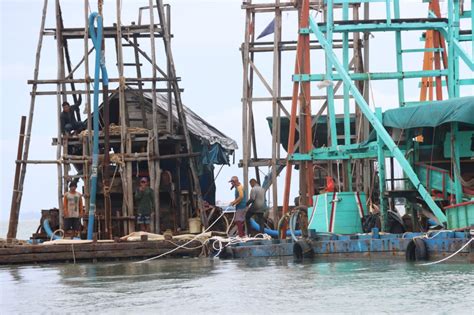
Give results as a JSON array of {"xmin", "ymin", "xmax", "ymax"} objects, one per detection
[
  {"xmin": 135, "ymin": 208, "xmax": 231, "ymax": 263},
  {"xmin": 417, "ymin": 238, "xmax": 473, "ymax": 266}
]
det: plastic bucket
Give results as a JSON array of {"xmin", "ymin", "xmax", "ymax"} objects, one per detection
[{"xmin": 188, "ymin": 218, "xmax": 202, "ymax": 234}]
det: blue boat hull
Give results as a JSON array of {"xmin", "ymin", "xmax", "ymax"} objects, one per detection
[{"xmin": 223, "ymin": 231, "xmax": 473, "ymax": 263}]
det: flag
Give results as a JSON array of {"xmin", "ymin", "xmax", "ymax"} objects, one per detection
[{"xmin": 257, "ymin": 18, "xmax": 275, "ymax": 39}]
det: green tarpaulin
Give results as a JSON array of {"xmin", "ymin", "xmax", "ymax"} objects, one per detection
[{"xmin": 383, "ymin": 96, "xmax": 474, "ymax": 129}]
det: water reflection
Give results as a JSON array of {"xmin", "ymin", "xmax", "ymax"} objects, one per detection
[
  {"xmin": 0, "ymin": 258, "xmax": 473, "ymax": 314},
  {"xmin": 57, "ymin": 258, "xmax": 218, "ymax": 287}
]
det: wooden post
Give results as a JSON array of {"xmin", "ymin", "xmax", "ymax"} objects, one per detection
[
  {"xmin": 7, "ymin": 116, "xmax": 27, "ymax": 240},
  {"xmin": 116, "ymin": 0, "xmax": 133, "ymax": 234},
  {"xmin": 103, "ymin": 83, "xmax": 112, "ymax": 239},
  {"xmin": 241, "ymin": 1, "xmax": 251, "ymax": 208},
  {"xmin": 132, "ymin": 34, "xmax": 148, "ymax": 128},
  {"xmin": 271, "ymin": 0, "xmax": 281, "ymax": 223},
  {"xmin": 149, "ymin": 0, "xmax": 161, "ymax": 233},
  {"xmin": 55, "ymin": 0, "xmax": 66, "ymax": 229},
  {"xmin": 156, "ymin": 0, "xmax": 206, "ymax": 228},
  {"xmin": 353, "ymin": 4, "xmax": 364, "ymax": 192},
  {"xmin": 362, "ymin": 2, "xmax": 371, "ymax": 196},
  {"xmin": 165, "ymin": 4, "xmax": 173, "ymax": 133},
  {"xmin": 83, "ymin": 0, "xmax": 92, "ymax": 221}
]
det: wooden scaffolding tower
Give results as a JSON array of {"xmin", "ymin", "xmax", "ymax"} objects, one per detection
[
  {"xmin": 240, "ymin": 0, "xmax": 371, "ymax": 223},
  {"xmin": 7, "ymin": 0, "xmax": 205, "ymax": 240}
]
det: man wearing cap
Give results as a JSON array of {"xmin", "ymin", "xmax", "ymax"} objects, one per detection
[
  {"xmin": 229, "ymin": 176, "xmax": 247, "ymax": 237},
  {"xmin": 245, "ymin": 179, "xmax": 267, "ymax": 235},
  {"xmin": 135, "ymin": 177, "xmax": 155, "ymax": 232},
  {"xmin": 63, "ymin": 181, "xmax": 84, "ymax": 238},
  {"xmin": 60, "ymin": 101, "xmax": 85, "ymax": 134}
]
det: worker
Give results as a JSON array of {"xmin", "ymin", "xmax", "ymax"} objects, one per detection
[
  {"xmin": 135, "ymin": 177, "xmax": 155, "ymax": 232},
  {"xmin": 63, "ymin": 181, "xmax": 84, "ymax": 238},
  {"xmin": 60, "ymin": 101, "xmax": 85, "ymax": 134},
  {"xmin": 245, "ymin": 178, "xmax": 267, "ymax": 235},
  {"xmin": 229, "ymin": 176, "xmax": 247, "ymax": 237}
]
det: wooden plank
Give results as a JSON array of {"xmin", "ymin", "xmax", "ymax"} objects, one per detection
[
  {"xmin": 0, "ymin": 246, "xmax": 201, "ymax": 264},
  {"xmin": 44, "ymin": 24, "xmax": 164, "ymax": 39},
  {"xmin": 0, "ymin": 240, "xmax": 202, "ymax": 255}
]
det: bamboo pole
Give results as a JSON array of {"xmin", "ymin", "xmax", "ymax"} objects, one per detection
[{"xmin": 13, "ymin": 0, "xmax": 49, "ymax": 238}]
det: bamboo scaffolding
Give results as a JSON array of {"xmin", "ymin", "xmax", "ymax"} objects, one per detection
[{"xmin": 10, "ymin": 1, "xmax": 222, "ymax": 241}]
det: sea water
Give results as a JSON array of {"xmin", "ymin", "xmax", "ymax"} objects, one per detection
[{"xmin": 1, "ymin": 256, "xmax": 473, "ymax": 314}]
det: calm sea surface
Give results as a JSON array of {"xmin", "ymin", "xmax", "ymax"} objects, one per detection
[{"xmin": 1, "ymin": 256, "xmax": 473, "ymax": 314}]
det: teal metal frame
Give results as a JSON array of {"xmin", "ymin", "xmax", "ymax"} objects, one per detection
[{"xmin": 288, "ymin": 0, "xmax": 474, "ymax": 227}]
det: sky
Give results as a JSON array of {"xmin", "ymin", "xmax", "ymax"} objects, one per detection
[{"xmin": 0, "ymin": 0, "xmax": 472, "ymax": 231}]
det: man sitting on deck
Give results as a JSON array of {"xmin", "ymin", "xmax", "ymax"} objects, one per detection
[
  {"xmin": 229, "ymin": 176, "xmax": 247, "ymax": 238},
  {"xmin": 245, "ymin": 178, "xmax": 267, "ymax": 236},
  {"xmin": 135, "ymin": 177, "xmax": 155, "ymax": 232},
  {"xmin": 60, "ymin": 101, "xmax": 85, "ymax": 135},
  {"xmin": 63, "ymin": 181, "xmax": 84, "ymax": 238}
]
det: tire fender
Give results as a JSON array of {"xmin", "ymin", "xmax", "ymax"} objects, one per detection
[{"xmin": 406, "ymin": 238, "xmax": 428, "ymax": 261}]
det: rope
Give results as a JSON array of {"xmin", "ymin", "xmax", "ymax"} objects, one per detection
[
  {"xmin": 210, "ymin": 233, "xmax": 272, "ymax": 257},
  {"xmin": 136, "ymin": 207, "xmax": 231, "ymax": 263},
  {"xmin": 417, "ymin": 238, "xmax": 473, "ymax": 266}
]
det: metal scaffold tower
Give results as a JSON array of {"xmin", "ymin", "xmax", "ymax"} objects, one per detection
[
  {"xmin": 241, "ymin": 0, "xmax": 473, "ymax": 233},
  {"xmin": 7, "ymin": 0, "xmax": 206, "ymax": 240}
]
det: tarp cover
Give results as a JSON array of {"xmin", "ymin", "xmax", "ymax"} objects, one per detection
[{"xmin": 383, "ymin": 96, "xmax": 474, "ymax": 129}]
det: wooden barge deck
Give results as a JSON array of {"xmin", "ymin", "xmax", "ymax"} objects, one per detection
[{"xmin": 0, "ymin": 239, "xmax": 203, "ymax": 265}]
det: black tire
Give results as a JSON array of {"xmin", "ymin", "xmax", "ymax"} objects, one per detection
[
  {"xmin": 406, "ymin": 238, "xmax": 428, "ymax": 261},
  {"xmin": 293, "ymin": 239, "xmax": 314, "ymax": 260}
]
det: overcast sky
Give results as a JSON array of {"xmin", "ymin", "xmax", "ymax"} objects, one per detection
[{"xmin": 1, "ymin": 0, "xmax": 472, "ymax": 233}]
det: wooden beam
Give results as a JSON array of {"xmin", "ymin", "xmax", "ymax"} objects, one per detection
[{"xmin": 7, "ymin": 116, "xmax": 27, "ymax": 240}]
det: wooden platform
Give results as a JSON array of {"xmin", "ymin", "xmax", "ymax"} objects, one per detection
[{"xmin": 0, "ymin": 239, "xmax": 202, "ymax": 265}]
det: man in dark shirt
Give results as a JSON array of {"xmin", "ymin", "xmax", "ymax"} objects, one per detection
[
  {"xmin": 135, "ymin": 177, "xmax": 155, "ymax": 232},
  {"xmin": 60, "ymin": 101, "xmax": 84, "ymax": 134}
]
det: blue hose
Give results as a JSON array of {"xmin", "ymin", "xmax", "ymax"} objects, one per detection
[
  {"xmin": 249, "ymin": 218, "xmax": 301, "ymax": 238},
  {"xmin": 43, "ymin": 219, "xmax": 61, "ymax": 240},
  {"xmin": 87, "ymin": 12, "xmax": 109, "ymax": 240}
]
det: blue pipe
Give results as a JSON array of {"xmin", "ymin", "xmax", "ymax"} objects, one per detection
[
  {"xmin": 87, "ymin": 12, "xmax": 109, "ymax": 240},
  {"xmin": 249, "ymin": 218, "xmax": 301, "ymax": 238},
  {"xmin": 43, "ymin": 219, "xmax": 61, "ymax": 240}
]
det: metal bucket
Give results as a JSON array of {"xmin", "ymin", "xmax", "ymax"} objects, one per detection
[{"xmin": 188, "ymin": 218, "xmax": 201, "ymax": 234}]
